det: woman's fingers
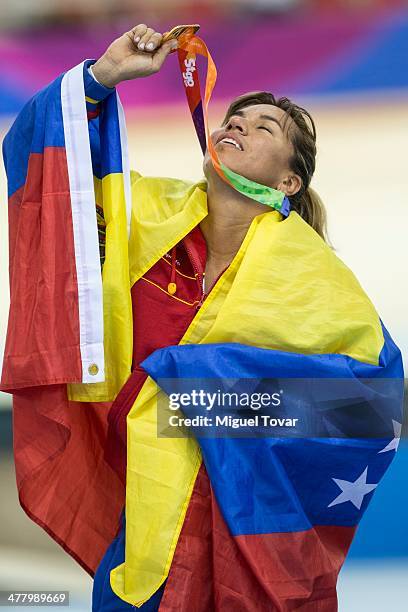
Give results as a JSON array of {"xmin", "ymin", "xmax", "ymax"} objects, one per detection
[
  {"xmin": 137, "ymin": 27, "xmax": 155, "ymax": 51},
  {"xmin": 131, "ymin": 24, "xmax": 148, "ymax": 44},
  {"xmin": 95, "ymin": 24, "xmax": 176, "ymax": 85},
  {"xmin": 144, "ymin": 32, "xmax": 163, "ymax": 52},
  {"xmin": 129, "ymin": 25, "xmax": 166, "ymax": 53}
]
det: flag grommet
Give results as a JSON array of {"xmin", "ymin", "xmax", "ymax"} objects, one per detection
[{"xmin": 88, "ymin": 363, "xmax": 99, "ymax": 376}]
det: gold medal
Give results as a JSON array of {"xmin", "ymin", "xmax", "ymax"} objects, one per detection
[{"xmin": 162, "ymin": 24, "xmax": 200, "ymax": 46}]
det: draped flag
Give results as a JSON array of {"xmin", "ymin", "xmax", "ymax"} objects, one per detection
[
  {"xmin": 0, "ymin": 60, "xmax": 134, "ymax": 574},
  {"xmin": 141, "ymin": 334, "xmax": 403, "ymax": 609},
  {"xmin": 1, "ymin": 41, "xmax": 404, "ymax": 612},
  {"xmin": 102, "ymin": 32, "xmax": 401, "ymax": 608},
  {"xmin": 1, "ymin": 60, "xmax": 133, "ymax": 400},
  {"xmin": 109, "ymin": 200, "xmax": 404, "ymax": 609}
]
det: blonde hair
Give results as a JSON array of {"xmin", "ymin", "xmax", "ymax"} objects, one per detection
[{"xmin": 294, "ymin": 186, "xmax": 329, "ymax": 243}]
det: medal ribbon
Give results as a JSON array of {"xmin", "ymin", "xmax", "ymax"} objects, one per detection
[{"xmin": 173, "ymin": 33, "xmax": 290, "ymax": 216}]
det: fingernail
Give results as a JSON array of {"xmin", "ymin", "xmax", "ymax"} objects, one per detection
[
  {"xmin": 134, "ymin": 36, "xmax": 140, "ymax": 42},
  {"xmin": 138, "ymin": 42, "xmax": 145, "ymax": 50},
  {"xmin": 146, "ymin": 42, "xmax": 154, "ymax": 50}
]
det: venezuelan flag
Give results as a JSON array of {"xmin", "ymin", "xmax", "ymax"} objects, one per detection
[
  {"xmin": 1, "ymin": 57, "xmax": 404, "ymax": 611},
  {"xmin": 140, "ymin": 332, "xmax": 403, "ymax": 609},
  {"xmin": 1, "ymin": 60, "xmax": 132, "ymax": 399},
  {"xmin": 108, "ymin": 201, "xmax": 404, "ymax": 609},
  {"xmin": 1, "ymin": 60, "xmax": 133, "ymax": 574}
]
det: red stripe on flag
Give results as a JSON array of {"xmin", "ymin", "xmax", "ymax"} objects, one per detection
[
  {"xmin": 160, "ymin": 465, "xmax": 355, "ymax": 611},
  {"xmin": 13, "ymin": 385, "xmax": 124, "ymax": 575},
  {"xmin": 1, "ymin": 146, "xmax": 125, "ymax": 573},
  {"xmin": 87, "ymin": 109, "xmax": 100, "ymax": 120},
  {"xmin": 1, "ymin": 147, "xmax": 82, "ymax": 390}
]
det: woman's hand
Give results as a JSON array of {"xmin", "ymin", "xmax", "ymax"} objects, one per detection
[{"xmin": 92, "ymin": 24, "xmax": 178, "ymax": 88}]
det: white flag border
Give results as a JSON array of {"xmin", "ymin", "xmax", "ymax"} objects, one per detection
[{"xmin": 61, "ymin": 61, "xmax": 105, "ymax": 384}]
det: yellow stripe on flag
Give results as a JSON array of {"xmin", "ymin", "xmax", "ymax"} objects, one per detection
[
  {"xmin": 85, "ymin": 95, "xmax": 99, "ymax": 104},
  {"xmin": 68, "ymin": 173, "xmax": 133, "ymax": 402}
]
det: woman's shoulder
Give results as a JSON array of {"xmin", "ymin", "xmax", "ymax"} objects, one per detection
[
  {"xmin": 283, "ymin": 211, "xmax": 376, "ymax": 306},
  {"xmin": 129, "ymin": 170, "xmax": 207, "ymax": 226}
]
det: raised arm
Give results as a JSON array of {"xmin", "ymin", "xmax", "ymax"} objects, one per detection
[
  {"xmin": 91, "ymin": 24, "xmax": 178, "ymax": 88},
  {"xmin": 1, "ymin": 24, "xmax": 178, "ymax": 395}
]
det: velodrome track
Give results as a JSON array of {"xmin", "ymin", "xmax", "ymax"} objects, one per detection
[{"xmin": 0, "ymin": 97, "xmax": 407, "ymax": 610}]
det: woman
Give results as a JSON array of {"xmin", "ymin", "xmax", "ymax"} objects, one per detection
[
  {"xmin": 2, "ymin": 23, "xmax": 402, "ymax": 612},
  {"xmin": 88, "ymin": 23, "xmax": 320, "ymax": 610},
  {"xmin": 87, "ymin": 25, "xmax": 402, "ymax": 611}
]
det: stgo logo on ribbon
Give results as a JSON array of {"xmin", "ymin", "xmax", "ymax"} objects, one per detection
[{"xmin": 183, "ymin": 58, "xmax": 196, "ymax": 87}]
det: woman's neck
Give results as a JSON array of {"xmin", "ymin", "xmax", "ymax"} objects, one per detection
[{"xmin": 200, "ymin": 173, "xmax": 268, "ymax": 265}]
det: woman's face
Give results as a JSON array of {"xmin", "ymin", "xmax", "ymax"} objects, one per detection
[{"xmin": 203, "ymin": 103, "xmax": 295, "ymax": 190}]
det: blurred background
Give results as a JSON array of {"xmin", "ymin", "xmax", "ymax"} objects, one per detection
[{"xmin": 0, "ymin": 0, "xmax": 407, "ymax": 610}]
